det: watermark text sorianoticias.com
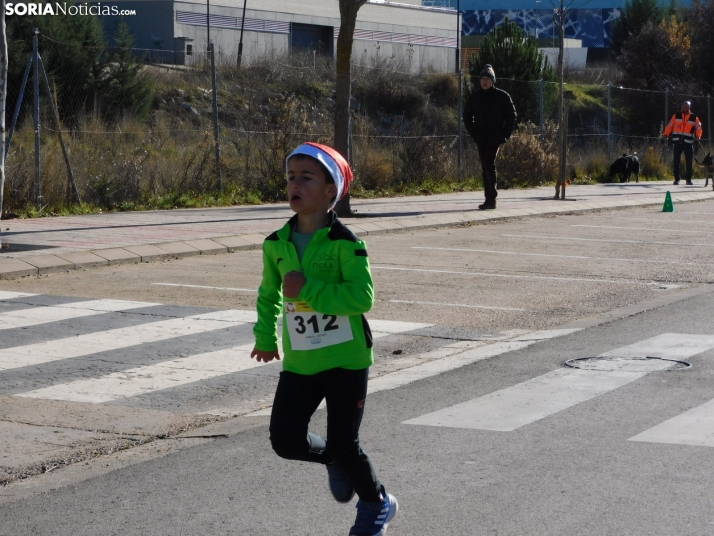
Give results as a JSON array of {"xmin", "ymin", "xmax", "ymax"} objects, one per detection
[{"xmin": 6, "ymin": 3, "xmax": 137, "ymax": 15}]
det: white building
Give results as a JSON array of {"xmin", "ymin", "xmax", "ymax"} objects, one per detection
[
  {"xmin": 103, "ymin": 0, "xmax": 459, "ymax": 73},
  {"xmin": 540, "ymin": 39, "xmax": 588, "ymax": 71}
]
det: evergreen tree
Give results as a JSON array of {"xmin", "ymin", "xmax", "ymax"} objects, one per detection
[
  {"xmin": 472, "ymin": 19, "xmax": 555, "ymax": 124},
  {"xmin": 609, "ymin": 0, "xmax": 664, "ymax": 57},
  {"xmin": 617, "ymin": 20, "xmax": 687, "ymax": 90},
  {"xmin": 5, "ymin": 3, "xmax": 106, "ymax": 127},
  {"xmin": 99, "ymin": 21, "xmax": 154, "ymax": 123},
  {"xmin": 616, "ymin": 20, "xmax": 695, "ymax": 137},
  {"xmin": 688, "ymin": 0, "xmax": 714, "ymax": 91}
]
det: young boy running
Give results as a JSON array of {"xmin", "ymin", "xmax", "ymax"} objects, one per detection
[{"xmin": 250, "ymin": 142, "xmax": 398, "ymax": 536}]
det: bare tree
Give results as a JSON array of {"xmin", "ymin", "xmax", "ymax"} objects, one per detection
[
  {"xmin": 333, "ymin": 0, "xmax": 368, "ymax": 217},
  {"xmin": 0, "ymin": 0, "xmax": 7, "ymax": 231}
]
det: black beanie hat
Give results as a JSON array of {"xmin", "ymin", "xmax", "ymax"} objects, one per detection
[{"xmin": 480, "ymin": 64, "xmax": 496, "ymax": 83}]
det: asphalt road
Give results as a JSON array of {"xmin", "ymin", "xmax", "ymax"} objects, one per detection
[
  {"xmin": 4, "ymin": 202, "xmax": 714, "ymax": 325},
  {"xmin": 1, "ymin": 201, "xmax": 714, "ymax": 534},
  {"xmin": 2, "ymin": 288, "xmax": 714, "ymax": 535}
]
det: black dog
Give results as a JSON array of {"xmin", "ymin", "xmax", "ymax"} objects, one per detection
[
  {"xmin": 609, "ymin": 153, "xmax": 640, "ymax": 183},
  {"xmin": 695, "ymin": 152, "xmax": 714, "ymax": 190}
]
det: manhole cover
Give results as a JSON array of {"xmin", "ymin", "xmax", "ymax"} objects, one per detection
[{"xmin": 565, "ymin": 356, "xmax": 691, "ymax": 372}]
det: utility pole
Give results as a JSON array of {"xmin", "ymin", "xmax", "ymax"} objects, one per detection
[
  {"xmin": 237, "ymin": 0, "xmax": 247, "ymax": 67},
  {"xmin": 206, "ymin": 0, "xmax": 210, "ymax": 56}
]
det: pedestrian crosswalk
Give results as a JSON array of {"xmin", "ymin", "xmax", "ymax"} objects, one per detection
[
  {"xmin": 0, "ymin": 292, "xmax": 433, "ymax": 415},
  {"xmin": 3, "ymin": 291, "xmax": 714, "ymax": 449},
  {"xmin": 404, "ymin": 333, "xmax": 714, "ymax": 448},
  {"xmin": 404, "ymin": 334, "xmax": 714, "ymax": 432}
]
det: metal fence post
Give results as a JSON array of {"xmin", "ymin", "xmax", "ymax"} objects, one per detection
[
  {"xmin": 33, "ymin": 28, "xmax": 41, "ymax": 210},
  {"xmin": 348, "ymin": 113, "xmax": 353, "ymax": 168},
  {"xmin": 457, "ymin": 68, "xmax": 462, "ymax": 179},
  {"xmin": 38, "ymin": 57, "xmax": 80, "ymax": 204},
  {"xmin": 456, "ymin": 0, "xmax": 462, "ymax": 179},
  {"xmin": 607, "ymin": 83, "xmax": 612, "ymax": 164},
  {"xmin": 664, "ymin": 88, "xmax": 669, "ymax": 129},
  {"xmin": 0, "ymin": 14, "xmax": 7, "ymax": 226},
  {"xmin": 5, "ymin": 55, "xmax": 32, "ymax": 163},
  {"xmin": 664, "ymin": 87, "xmax": 669, "ymax": 164},
  {"xmin": 539, "ymin": 79, "xmax": 544, "ymax": 138},
  {"xmin": 707, "ymin": 93, "xmax": 712, "ymax": 151},
  {"xmin": 210, "ymin": 42, "xmax": 222, "ymax": 192}
]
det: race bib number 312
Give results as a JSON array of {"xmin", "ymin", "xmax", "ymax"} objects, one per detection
[{"xmin": 285, "ymin": 301, "xmax": 353, "ymax": 351}]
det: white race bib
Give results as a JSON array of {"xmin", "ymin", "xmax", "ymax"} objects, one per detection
[{"xmin": 285, "ymin": 301, "xmax": 353, "ymax": 351}]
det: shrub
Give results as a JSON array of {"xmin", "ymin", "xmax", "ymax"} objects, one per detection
[
  {"xmin": 496, "ymin": 122, "xmax": 558, "ymax": 188},
  {"xmin": 640, "ymin": 146, "xmax": 670, "ymax": 180},
  {"xmin": 354, "ymin": 146, "xmax": 394, "ymax": 191},
  {"xmin": 573, "ymin": 152, "xmax": 610, "ymax": 183},
  {"xmin": 395, "ymin": 136, "xmax": 456, "ymax": 186},
  {"xmin": 423, "ymin": 73, "xmax": 458, "ymax": 108}
]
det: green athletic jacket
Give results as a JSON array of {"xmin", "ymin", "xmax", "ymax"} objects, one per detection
[{"xmin": 253, "ymin": 212, "xmax": 374, "ymax": 375}]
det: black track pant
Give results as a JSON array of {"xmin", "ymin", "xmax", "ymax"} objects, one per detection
[
  {"xmin": 673, "ymin": 143, "xmax": 694, "ymax": 182},
  {"xmin": 269, "ymin": 367, "xmax": 381, "ymax": 502},
  {"xmin": 476, "ymin": 141, "xmax": 501, "ymax": 203}
]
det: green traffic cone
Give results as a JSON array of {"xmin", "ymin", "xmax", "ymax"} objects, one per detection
[{"xmin": 662, "ymin": 191, "xmax": 674, "ymax": 212}]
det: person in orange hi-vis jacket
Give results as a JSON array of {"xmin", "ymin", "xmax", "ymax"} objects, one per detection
[{"xmin": 663, "ymin": 100, "xmax": 703, "ymax": 185}]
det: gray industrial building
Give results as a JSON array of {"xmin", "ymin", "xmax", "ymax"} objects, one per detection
[{"xmin": 102, "ymin": 0, "xmax": 458, "ymax": 72}]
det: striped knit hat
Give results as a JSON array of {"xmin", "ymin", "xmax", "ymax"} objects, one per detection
[{"xmin": 286, "ymin": 142, "xmax": 354, "ymax": 210}]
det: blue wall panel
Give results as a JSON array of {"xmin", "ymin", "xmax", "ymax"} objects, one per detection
[{"xmin": 462, "ymin": 8, "xmax": 620, "ymax": 48}]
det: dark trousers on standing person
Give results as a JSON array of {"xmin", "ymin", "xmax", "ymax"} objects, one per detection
[
  {"xmin": 476, "ymin": 141, "xmax": 500, "ymax": 206},
  {"xmin": 673, "ymin": 143, "xmax": 694, "ymax": 184},
  {"xmin": 269, "ymin": 367, "xmax": 382, "ymax": 502}
]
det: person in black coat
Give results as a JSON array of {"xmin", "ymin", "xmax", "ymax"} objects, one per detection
[{"xmin": 463, "ymin": 64, "xmax": 517, "ymax": 209}]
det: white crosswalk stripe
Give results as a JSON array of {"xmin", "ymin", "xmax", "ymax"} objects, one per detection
[
  {"xmin": 16, "ymin": 343, "xmax": 259, "ymax": 403},
  {"xmin": 0, "ymin": 291, "xmax": 37, "ymax": 300},
  {"xmin": 14, "ymin": 328, "xmax": 416, "ymax": 404},
  {"xmin": 404, "ymin": 334, "xmax": 714, "ymax": 432},
  {"xmin": 0, "ymin": 299, "xmax": 159, "ymax": 331},
  {"xmin": 0, "ymin": 294, "xmax": 433, "ymax": 407},
  {"xmin": 0, "ymin": 309, "xmax": 256, "ymax": 371},
  {"xmin": 629, "ymin": 398, "xmax": 714, "ymax": 448}
]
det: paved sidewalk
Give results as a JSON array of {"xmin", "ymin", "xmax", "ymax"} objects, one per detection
[{"xmin": 1, "ymin": 181, "xmax": 713, "ymax": 279}]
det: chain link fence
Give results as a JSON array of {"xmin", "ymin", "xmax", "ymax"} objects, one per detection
[{"xmin": 4, "ymin": 34, "xmax": 714, "ymax": 212}]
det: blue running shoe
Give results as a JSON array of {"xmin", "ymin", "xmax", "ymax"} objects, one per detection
[
  {"xmin": 349, "ymin": 485, "xmax": 398, "ymax": 536},
  {"xmin": 327, "ymin": 463, "xmax": 355, "ymax": 503}
]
